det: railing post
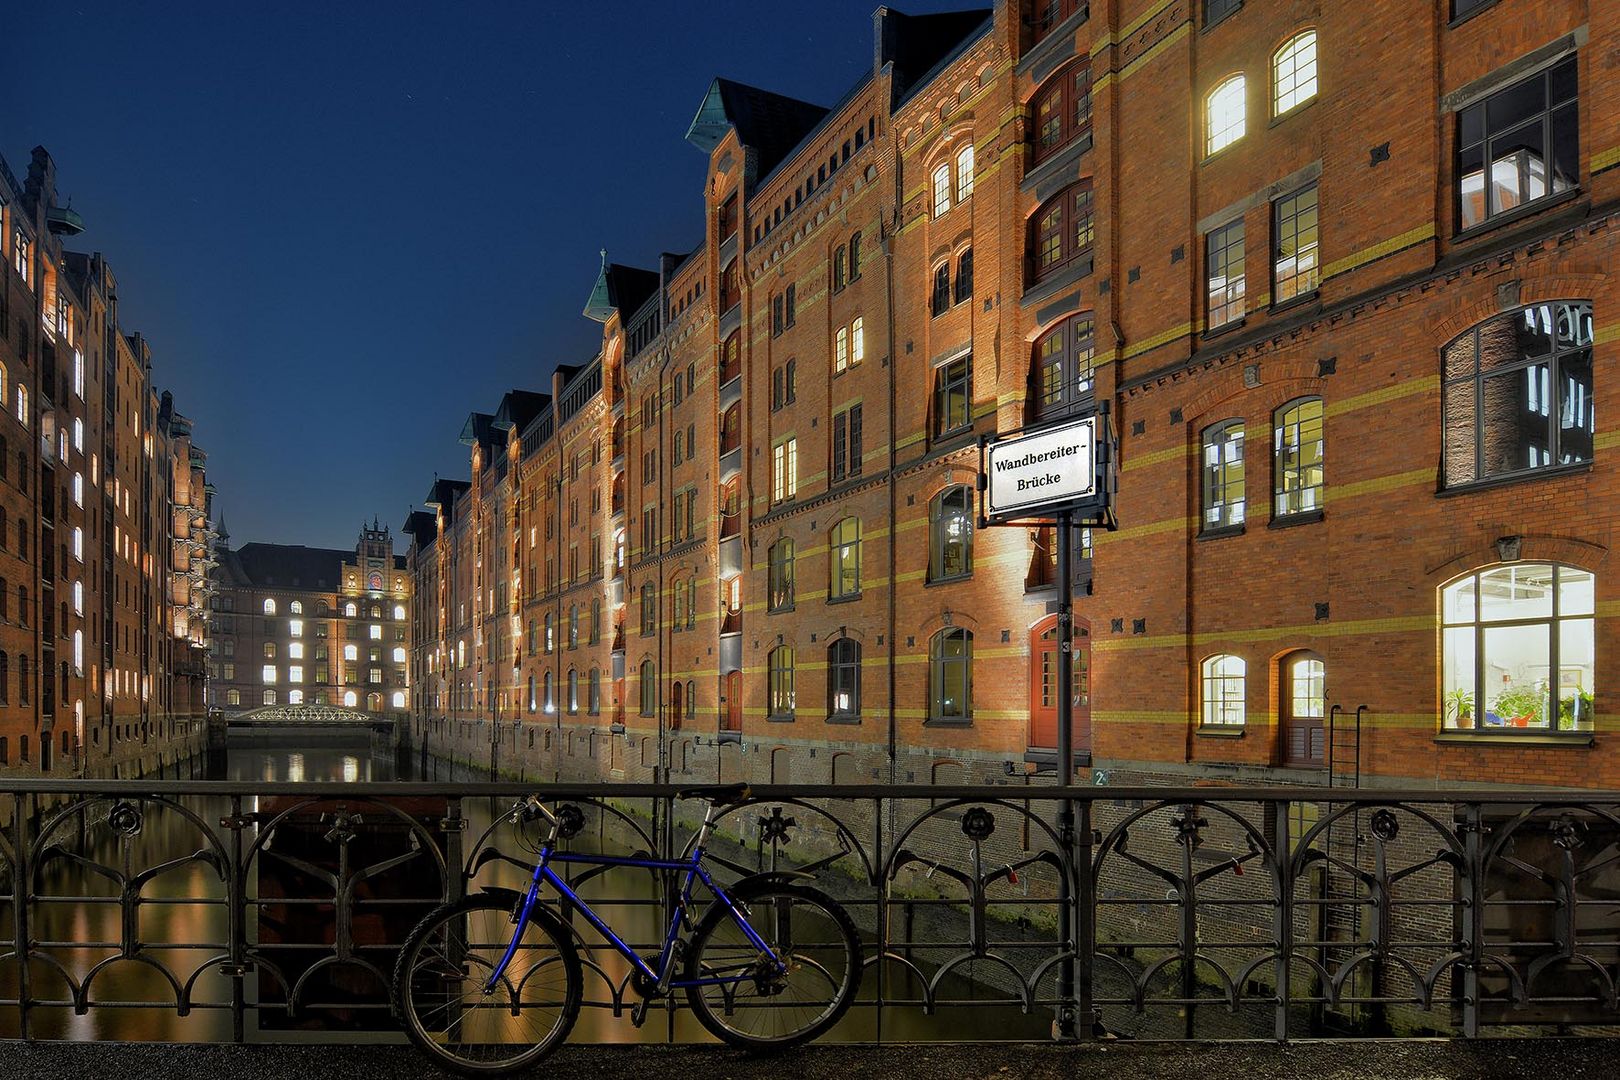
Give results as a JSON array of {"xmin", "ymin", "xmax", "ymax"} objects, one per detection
[
  {"xmin": 1076, "ymin": 795, "xmax": 1094, "ymax": 1040},
  {"xmin": 1272, "ymin": 798, "xmax": 1292, "ymax": 1043},
  {"xmin": 1461, "ymin": 801, "xmax": 1483, "ymax": 1038},
  {"xmin": 444, "ymin": 796, "xmax": 466, "ymax": 906},
  {"xmin": 227, "ymin": 793, "xmax": 247, "ymax": 1043},
  {"xmin": 14, "ymin": 793, "xmax": 32, "ymax": 1040},
  {"xmin": 874, "ymin": 794, "xmax": 886, "ymax": 1046}
]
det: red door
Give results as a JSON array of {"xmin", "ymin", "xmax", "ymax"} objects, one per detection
[
  {"xmin": 1281, "ymin": 650, "xmax": 1326, "ymax": 766},
  {"xmin": 1029, "ymin": 615, "xmax": 1090, "ymax": 752},
  {"xmin": 721, "ymin": 671, "xmax": 742, "ymax": 732}
]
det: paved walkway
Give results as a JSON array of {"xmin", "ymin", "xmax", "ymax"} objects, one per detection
[{"xmin": 0, "ymin": 1039, "xmax": 1611, "ymax": 1079}]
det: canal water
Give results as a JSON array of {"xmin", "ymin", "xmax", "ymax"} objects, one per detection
[{"xmin": 1, "ymin": 742, "xmax": 1051, "ymax": 1044}]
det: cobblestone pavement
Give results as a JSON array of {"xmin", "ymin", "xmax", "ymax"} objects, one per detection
[{"xmin": 0, "ymin": 1039, "xmax": 1611, "ymax": 1079}]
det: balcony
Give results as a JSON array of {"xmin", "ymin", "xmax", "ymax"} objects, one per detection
[
  {"xmin": 718, "ymin": 447, "xmax": 742, "ymax": 484},
  {"xmin": 718, "ymin": 627, "xmax": 741, "ymax": 674},
  {"xmin": 719, "ymin": 510, "xmax": 740, "ymax": 541},
  {"xmin": 718, "ymin": 367, "xmax": 742, "ymax": 411}
]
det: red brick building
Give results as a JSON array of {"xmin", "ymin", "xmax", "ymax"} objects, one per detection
[{"xmin": 408, "ymin": 0, "xmax": 1620, "ymax": 791}]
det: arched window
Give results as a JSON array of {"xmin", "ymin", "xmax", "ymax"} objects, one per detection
[
  {"xmin": 391, "ymin": 691, "xmax": 405, "ymax": 708},
  {"xmin": 1200, "ymin": 420, "xmax": 1246, "ymax": 532},
  {"xmin": 1273, "ymin": 398, "xmax": 1324, "ymax": 518},
  {"xmin": 263, "ymin": 689, "xmax": 277, "ymax": 706},
  {"xmin": 639, "ymin": 659, "xmax": 657, "ymax": 717},
  {"xmin": 316, "ymin": 599, "xmax": 329, "ymax": 615},
  {"xmin": 1030, "ymin": 181, "xmax": 1094, "ymax": 283},
  {"xmin": 931, "ymin": 263, "xmax": 951, "ymax": 316},
  {"xmin": 929, "ymin": 628, "xmax": 973, "ymax": 722},
  {"xmin": 588, "ymin": 668, "xmax": 601, "ymax": 715},
  {"xmin": 768, "ymin": 645, "xmax": 795, "ymax": 718},
  {"xmin": 848, "ymin": 232, "xmax": 862, "ymax": 280},
  {"xmin": 527, "ymin": 675, "xmax": 536, "ymax": 713},
  {"xmin": 589, "ymin": 597, "xmax": 602, "ymax": 644},
  {"xmin": 226, "ymin": 689, "xmax": 241, "ymax": 707},
  {"xmin": 1201, "ymin": 654, "xmax": 1246, "ymax": 726},
  {"xmin": 955, "ymin": 142, "xmax": 975, "ymax": 199},
  {"xmin": 543, "ymin": 612, "xmax": 555, "ymax": 652},
  {"xmin": 1205, "ymin": 74, "xmax": 1246, "ymax": 156},
  {"xmin": 393, "ymin": 604, "xmax": 406, "ymax": 620},
  {"xmin": 768, "ymin": 538, "xmax": 795, "ymax": 612},
  {"xmin": 344, "ymin": 644, "xmax": 358, "ymax": 661},
  {"xmin": 543, "ymin": 671, "xmax": 555, "ymax": 714},
  {"xmin": 1442, "ymin": 301, "xmax": 1593, "ymax": 487},
  {"xmin": 829, "ymin": 519, "xmax": 861, "ymax": 600},
  {"xmin": 720, "ymin": 330, "xmax": 742, "ymax": 384},
  {"xmin": 344, "ymin": 690, "xmax": 358, "ymax": 707},
  {"xmin": 568, "ymin": 604, "xmax": 579, "ymax": 648},
  {"xmin": 929, "ymin": 486, "xmax": 974, "ymax": 583},
  {"xmin": 0, "ymin": 651, "xmax": 8, "ymax": 703},
  {"xmin": 262, "ymin": 598, "xmax": 276, "ymax": 615},
  {"xmin": 833, "ymin": 247, "xmax": 848, "ymax": 292},
  {"xmin": 392, "ymin": 646, "xmax": 406, "ymax": 663},
  {"xmin": 263, "ymin": 642, "xmax": 277, "ymax": 659},
  {"xmin": 954, "ymin": 247, "xmax": 974, "ymax": 305},
  {"xmin": 932, "ymin": 161, "xmax": 952, "ymax": 216},
  {"xmin": 16, "ymin": 654, "xmax": 26, "ymax": 704},
  {"xmin": 1031, "ymin": 0, "xmax": 1085, "ymax": 43},
  {"xmin": 1032, "ymin": 61, "xmax": 1092, "ymax": 163},
  {"xmin": 289, "ymin": 601, "xmax": 303, "ymax": 615},
  {"xmin": 828, "ymin": 638, "xmax": 860, "ymax": 719},
  {"xmin": 567, "ymin": 668, "xmax": 579, "ymax": 714},
  {"xmin": 640, "ymin": 581, "xmax": 656, "ymax": 634},
  {"xmin": 288, "ymin": 689, "xmax": 304, "ymax": 705},
  {"xmin": 344, "ymin": 601, "xmax": 357, "ymax": 617},
  {"xmin": 1272, "ymin": 30, "xmax": 1317, "ymax": 116},
  {"xmin": 1442, "ymin": 563, "xmax": 1594, "ymax": 732},
  {"xmin": 1030, "ymin": 313, "xmax": 1095, "ymax": 420}
]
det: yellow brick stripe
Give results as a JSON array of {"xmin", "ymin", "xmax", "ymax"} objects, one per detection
[
  {"xmin": 1325, "ymin": 374, "xmax": 1439, "ymax": 417},
  {"xmin": 1591, "ymin": 144, "xmax": 1620, "ymax": 176},
  {"xmin": 1322, "ymin": 222, "xmax": 1435, "ymax": 280}
]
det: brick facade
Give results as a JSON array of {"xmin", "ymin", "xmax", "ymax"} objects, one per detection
[{"xmin": 407, "ymin": 1, "xmax": 1620, "ymax": 792}]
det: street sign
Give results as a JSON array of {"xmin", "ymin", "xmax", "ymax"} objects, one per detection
[{"xmin": 982, "ymin": 412, "xmax": 1113, "ymax": 524}]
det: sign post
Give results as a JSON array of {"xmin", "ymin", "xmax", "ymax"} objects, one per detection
[{"xmin": 978, "ymin": 402, "xmax": 1116, "ymax": 1042}]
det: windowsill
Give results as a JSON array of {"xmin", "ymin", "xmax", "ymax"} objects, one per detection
[
  {"xmin": 1268, "ymin": 97, "xmax": 1317, "ymax": 129},
  {"xmin": 1201, "ymin": 3, "xmax": 1242, "ymax": 34},
  {"xmin": 1020, "ymin": 255, "xmax": 1094, "ymax": 309},
  {"xmin": 1022, "ymin": 131, "xmax": 1093, "ymax": 196},
  {"xmin": 1196, "ymin": 725, "xmax": 1246, "ymax": 738},
  {"xmin": 611, "ymin": 723, "xmax": 627, "ymax": 734},
  {"xmin": 930, "ymin": 426, "xmax": 976, "ymax": 453},
  {"xmin": 716, "ymin": 730, "xmax": 742, "ymax": 744},
  {"xmin": 923, "ymin": 717, "xmax": 972, "ymax": 727},
  {"xmin": 1448, "ymin": 0, "xmax": 1501, "ymax": 28},
  {"xmin": 1197, "ymin": 524, "xmax": 1246, "ymax": 541},
  {"xmin": 1268, "ymin": 509, "xmax": 1324, "ymax": 530},
  {"xmin": 1436, "ymin": 460, "xmax": 1591, "ymax": 498},
  {"xmin": 1435, "ymin": 730, "xmax": 1593, "ymax": 747},
  {"xmin": 826, "ymin": 713, "xmax": 861, "ymax": 726},
  {"xmin": 768, "ymin": 604, "xmax": 795, "ymax": 615},
  {"xmin": 1201, "ymin": 317, "xmax": 1247, "ymax": 341},
  {"xmin": 767, "ymin": 713, "xmax": 795, "ymax": 724},
  {"xmin": 1268, "ymin": 290, "xmax": 1319, "ymax": 316},
  {"xmin": 1452, "ymin": 188, "xmax": 1582, "ymax": 245},
  {"xmin": 826, "ymin": 593, "xmax": 862, "ymax": 605}
]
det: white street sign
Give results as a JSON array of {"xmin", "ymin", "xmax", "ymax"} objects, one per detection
[{"xmin": 985, "ymin": 415, "xmax": 1098, "ymax": 519}]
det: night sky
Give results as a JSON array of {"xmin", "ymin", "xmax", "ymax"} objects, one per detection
[{"xmin": 5, "ymin": 1, "xmax": 981, "ymax": 550}]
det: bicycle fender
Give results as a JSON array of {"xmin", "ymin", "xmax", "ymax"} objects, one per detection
[
  {"xmin": 730, "ymin": 870, "xmax": 816, "ymax": 893},
  {"xmin": 477, "ymin": 885, "xmax": 527, "ymax": 909}
]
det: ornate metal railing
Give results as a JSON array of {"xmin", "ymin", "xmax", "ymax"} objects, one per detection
[{"xmin": 1, "ymin": 780, "xmax": 1617, "ymax": 1043}]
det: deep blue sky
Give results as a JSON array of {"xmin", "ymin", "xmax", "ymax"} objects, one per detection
[{"xmin": 5, "ymin": 1, "xmax": 980, "ymax": 550}]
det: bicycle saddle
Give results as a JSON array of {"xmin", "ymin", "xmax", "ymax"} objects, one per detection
[{"xmin": 675, "ymin": 783, "xmax": 751, "ymax": 806}]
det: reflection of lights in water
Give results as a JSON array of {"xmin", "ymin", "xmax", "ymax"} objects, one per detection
[
  {"xmin": 261, "ymin": 758, "xmax": 276, "ymax": 782},
  {"xmin": 287, "ymin": 753, "xmax": 305, "ymax": 783},
  {"xmin": 342, "ymin": 755, "xmax": 359, "ymax": 783}
]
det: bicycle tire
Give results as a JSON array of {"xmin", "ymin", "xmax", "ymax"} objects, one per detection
[
  {"xmin": 393, "ymin": 893, "xmax": 582, "ymax": 1076},
  {"xmin": 683, "ymin": 879, "xmax": 862, "ymax": 1050}
]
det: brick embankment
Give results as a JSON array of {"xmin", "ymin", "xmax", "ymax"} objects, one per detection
[{"xmin": 0, "ymin": 1039, "xmax": 1611, "ymax": 1080}]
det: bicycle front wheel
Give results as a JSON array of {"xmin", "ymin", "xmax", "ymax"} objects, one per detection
[
  {"xmin": 393, "ymin": 893, "xmax": 581, "ymax": 1076},
  {"xmin": 684, "ymin": 879, "xmax": 862, "ymax": 1049}
]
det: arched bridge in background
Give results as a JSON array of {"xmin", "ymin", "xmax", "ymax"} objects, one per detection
[{"xmin": 218, "ymin": 702, "xmax": 397, "ymax": 751}]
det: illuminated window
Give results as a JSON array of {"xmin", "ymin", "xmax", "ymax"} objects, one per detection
[
  {"xmin": 1201, "ymin": 654, "xmax": 1246, "ymax": 726},
  {"xmin": 955, "ymin": 143, "xmax": 974, "ymax": 199},
  {"xmin": 391, "ymin": 691, "xmax": 405, "ymax": 708},
  {"xmin": 73, "ymin": 630, "xmax": 83, "ymax": 675},
  {"xmin": 768, "ymin": 645, "xmax": 795, "ymax": 718},
  {"xmin": 288, "ymin": 619, "xmax": 303, "ymax": 637},
  {"xmin": 344, "ymin": 690, "xmax": 357, "ymax": 707},
  {"xmin": 1200, "ymin": 421, "xmax": 1246, "ymax": 532},
  {"xmin": 344, "ymin": 644, "xmax": 358, "ymax": 661},
  {"xmin": 932, "ymin": 162, "xmax": 951, "ymax": 216},
  {"xmin": 1273, "ymin": 31, "xmax": 1317, "ymax": 115},
  {"xmin": 263, "ymin": 689, "xmax": 277, "ymax": 706},
  {"xmin": 262, "ymin": 665, "xmax": 277, "ymax": 684},
  {"xmin": 289, "ymin": 665, "xmax": 304, "ymax": 683},
  {"xmin": 1030, "ymin": 314, "xmax": 1095, "ymax": 421},
  {"xmin": 1205, "ymin": 74, "xmax": 1246, "ymax": 156},
  {"xmin": 72, "ymin": 527, "xmax": 82, "ymax": 561},
  {"xmin": 263, "ymin": 598, "xmax": 277, "ymax": 616},
  {"xmin": 344, "ymin": 601, "xmax": 357, "ymax": 617},
  {"xmin": 768, "ymin": 538, "xmax": 795, "ymax": 612},
  {"xmin": 932, "ymin": 356, "xmax": 972, "ymax": 436},
  {"xmin": 72, "ymin": 418, "xmax": 82, "ymax": 452},
  {"xmin": 369, "ymin": 624, "xmax": 382, "ymax": 640},
  {"xmin": 72, "ymin": 580, "xmax": 83, "ymax": 615},
  {"xmin": 1273, "ymin": 398, "xmax": 1324, "ymax": 518},
  {"xmin": 852, "ymin": 317, "xmax": 864, "ymax": 366},
  {"xmin": 394, "ymin": 604, "xmax": 405, "ymax": 620},
  {"xmin": 829, "ymin": 518, "xmax": 861, "ymax": 599},
  {"xmin": 928, "ymin": 486, "xmax": 973, "ymax": 582},
  {"xmin": 392, "ymin": 646, "xmax": 406, "ymax": 663},
  {"xmin": 1032, "ymin": 62, "xmax": 1092, "ymax": 164},
  {"xmin": 772, "ymin": 438, "xmax": 797, "ymax": 503},
  {"xmin": 1205, "ymin": 218, "xmax": 1245, "ymax": 329},
  {"xmin": 288, "ymin": 642, "xmax": 304, "ymax": 659},
  {"xmin": 263, "ymin": 642, "xmax": 277, "ymax": 659},
  {"xmin": 835, "ymin": 326, "xmax": 848, "ymax": 374},
  {"xmin": 828, "ymin": 638, "xmax": 860, "ymax": 719},
  {"xmin": 1457, "ymin": 57, "xmax": 1577, "ymax": 231},
  {"xmin": 71, "ymin": 473, "xmax": 82, "ymax": 507},
  {"xmin": 1273, "ymin": 185, "xmax": 1319, "ymax": 302}
]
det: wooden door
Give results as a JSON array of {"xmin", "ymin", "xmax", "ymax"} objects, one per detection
[
  {"xmin": 1282, "ymin": 650, "xmax": 1326, "ymax": 766},
  {"xmin": 721, "ymin": 671, "xmax": 742, "ymax": 732},
  {"xmin": 1029, "ymin": 616, "xmax": 1091, "ymax": 752}
]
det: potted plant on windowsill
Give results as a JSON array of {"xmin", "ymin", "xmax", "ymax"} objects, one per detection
[
  {"xmin": 1557, "ymin": 690, "xmax": 1594, "ymax": 732},
  {"xmin": 1444, "ymin": 688, "xmax": 1474, "ymax": 729},
  {"xmin": 1491, "ymin": 683, "xmax": 1548, "ymax": 729}
]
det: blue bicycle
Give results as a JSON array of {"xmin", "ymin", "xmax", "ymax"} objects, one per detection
[{"xmin": 393, "ymin": 785, "xmax": 862, "ymax": 1074}]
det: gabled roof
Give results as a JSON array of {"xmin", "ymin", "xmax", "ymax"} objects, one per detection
[
  {"xmin": 583, "ymin": 257, "xmax": 660, "ymax": 324},
  {"xmin": 423, "ymin": 477, "xmax": 471, "ymax": 514},
  {"xmin": 887, "ymin": 8, "xmax": 995, "ymax": 108},
  {"xmin": 402, "ymin": 509, "xmax": 438, "ymax": 549},
  {"xmin": 219, "ymin": 543, "xmax": 352, "ymax": 592},
  {"xmin": 492, "ymin": 390, "xmax": 550, "ymax": 433},
  {"xmin": 684, "ymin": 77, "xmax": 829, "ymax": 177},
  {"xmin": 458, "ymin": 411, "xmax": 498, "ymax": 450}
]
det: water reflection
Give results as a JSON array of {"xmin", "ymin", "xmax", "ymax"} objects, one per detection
[{"xmin": 0, "ymin": 744, "xmax": 1047, "ymax": 1045}]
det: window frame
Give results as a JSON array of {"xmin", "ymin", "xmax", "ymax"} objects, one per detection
[
  {"xmin": 955, "ymin": 143, "xmax": 975, "ymax": 200},
  {"xmin": 1030, "ymin": 313, "xmax": 1096, "ymax": 422},
  {"xmin": 1031, "ymin": 61, "xmax": 1093, "ymax": 165},
  {"xmin": 1200, "ymin": 653, "xmax": 1247, "ymax": 727},
  {"xmin": 932, "ymin": 162, "xmax": 952, "ymax": 217},
  {"xmin": 928, "ymin": 627, "xmax": 973, "ymax": 723},
  {"xmin": 829, "ymin": 518, "xmax": 861, "ymax": 600},
  {"xmin": 827, "ymin": 637, "xmax": 861, "ymax": 720},
  {"xmin": 768, "ymin": 645, "xmax": 796, "ymax": 719},
  {"xmin": 767, "ymin": 537, "xmax": 796, "ymax": 613},
  {"xmin": 1205, "ymin": 217, "xmax": 1246, "ymax": 330},
  {"xmin": 1205, "ymin": 73, "xmax": 1247, "ymax": 157},
  {"xmin": 1271, "ymin": 30, "xmax": 1318, "ymax": 117},
  {"xmin": 933, "ymin": 356, "xmax": 973, "ymax": 438},
  {"xmin": 1271, "ymin": 184, "xmax": 1320, "ymax": 305},
  {"xmin": 1272, "ymin": 396, "xmax": 1325, "ymax": 520},
  {"xmin": 929, "ymin": 485, "xmax": 974, "ymax": 583},
  {"xmin": 1200, "ymin": 419, "xmax": 1247, "ymax": 534},
  {"xmin": 1030, "ymin": 181, "xmax": 1094, "ymax": 283},
  {"xmin": 1455, "ymin": 54, "xmax": 1579, "ymax": 234}
]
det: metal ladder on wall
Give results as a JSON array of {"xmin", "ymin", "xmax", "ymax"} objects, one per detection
[{"xmin": 1317, "ymin": 706, "xmax": 1370, "ymax": 1033}]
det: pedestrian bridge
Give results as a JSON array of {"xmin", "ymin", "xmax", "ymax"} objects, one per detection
[
  {"xmin": 219, "ymin": 703, "xmax": 396, "ymax": 749},
  {"xmin": 229, "ymin": 702, "xmax": 385, "ymax": 726}
]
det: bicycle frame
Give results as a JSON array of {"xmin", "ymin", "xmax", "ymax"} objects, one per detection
[{"xmin": 484, "ymin": 836, "xmax": 782, "ymax": 994}]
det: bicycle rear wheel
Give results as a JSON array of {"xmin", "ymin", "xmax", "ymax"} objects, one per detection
[
  {"xmin": 684, "ymin": 879, "xmax": 862, "ymax": 1049},
  {"xmin": 393, "ymin": 893, "xmax": 581, "ymax": 1075}
]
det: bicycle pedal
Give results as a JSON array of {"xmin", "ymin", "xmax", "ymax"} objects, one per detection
[{"xmin": 630, "ymin": 998, "xmax": 651, "ymax": 1028}]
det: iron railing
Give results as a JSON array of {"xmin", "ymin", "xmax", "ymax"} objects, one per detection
[{"xmin": 1, "ymin": 780, "xmax": 1618, "ymax": 1043}]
